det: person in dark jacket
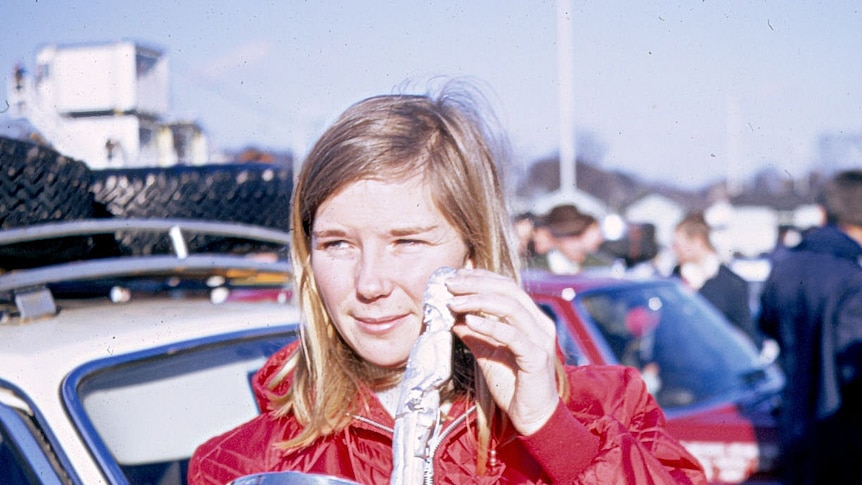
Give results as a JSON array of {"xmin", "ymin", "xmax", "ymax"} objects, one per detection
[
  {"xmin": 758, "ymin": 169, "xmax": 862, "ymax": 485},
  {"xmin": 188, "ymin": 83, "xmax": 707, "ymax": 484},
  {"xmin": 671, "ymin": 212, "xmax": 760, "ymax": 346}
]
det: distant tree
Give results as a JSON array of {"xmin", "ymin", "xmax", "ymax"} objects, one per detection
[
  {"xmin": 516, "ymin": 130, "xmax": 607, "ymax": 199},
  {"xmin": 752, "ymin": 166, "xmax": 788, "ymax": 194},
  {"xmin": 228, "ymin": 146, "xmax": 294, "ymax": 171},
  {"xmin": 236, "ymin": 147, "xmax": 275, "ymax": 164},
  {"xmin": 516, "ymin": 156, "xmax": 560, "ymax": 198}
]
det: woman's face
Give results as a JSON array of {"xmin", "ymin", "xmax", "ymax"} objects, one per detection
[{"xmin": 310, "ymin": 176, "xmax": 471, "ymax": 368}]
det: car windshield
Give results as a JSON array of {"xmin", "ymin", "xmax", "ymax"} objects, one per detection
[
  {"xmin": 573, "ymin": 281, "xmax": 779, "ymax": 411},
  {"xmin": 65, "ymin": 327, "xmax": 296, "ymax": 485}
]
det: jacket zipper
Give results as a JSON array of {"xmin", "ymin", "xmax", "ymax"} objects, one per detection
[
  {"xmin": 352, "ymin": 406, "xmax": 477, "ymax": 485},
  {"xmin": 351, "ymin": 414, "xmax": 394, "ymax": 433},
  {"xmin": 423, "ymin": 406, "xmax": 475, "ymax": 485}
]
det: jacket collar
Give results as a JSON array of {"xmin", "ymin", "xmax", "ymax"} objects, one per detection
[
  {"xmin": 797, "ymin": 225, "xmax": 862, "ymax": 263},
  {"xmin": 350, "ymin": 382, "xmax": 475, "ymax": 431}
]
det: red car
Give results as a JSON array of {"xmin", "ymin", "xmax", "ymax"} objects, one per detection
[{"xmin": 523, "ymin": 270, "xmax": 783, "ymax": 484}]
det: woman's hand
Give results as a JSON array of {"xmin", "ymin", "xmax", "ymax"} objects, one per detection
[{"xmin": 446, "ymin": 268, "xmax": 560, "ymax": 436}]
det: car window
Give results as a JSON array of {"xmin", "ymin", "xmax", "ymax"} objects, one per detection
[
  {"xmin": 574, "ymin": 281, "xmax": 781, "ymax": 411},
  {"xmin": 537, "ymin": 302, "xmax": 587, "ymax": 366},
  {"xmin": 64, "ymin": 327, "xmax": 297, "ymax": 485},
  {"xmin": 0, "ymin": 401, "xmax": 65, "ymax": 485}
]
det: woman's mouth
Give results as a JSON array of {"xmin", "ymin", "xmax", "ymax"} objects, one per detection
[{"xmin": 354, "ymin": 314, "xmax": 411, "ymax": 335}]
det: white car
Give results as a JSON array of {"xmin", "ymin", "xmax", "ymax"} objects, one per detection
[{"xmin": 0, "ymin": 218, "xmax": 299, "ymax": 485}]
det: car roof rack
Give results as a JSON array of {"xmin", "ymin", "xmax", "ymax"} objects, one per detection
[
  {"xmin": 0, "ymin": 218, "xmax": 291, "ymax": 248},
  {"xmin": 0, "ymin": 219, "xmax": 292, "ymax": 321}
]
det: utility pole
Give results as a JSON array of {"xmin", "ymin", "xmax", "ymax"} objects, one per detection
[{"xmin": 557, "ymin": 0, "xmax": 576, "ymax": 196}]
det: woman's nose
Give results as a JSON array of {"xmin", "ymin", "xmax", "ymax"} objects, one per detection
[{"xmin": 354, "ymin": 248, "xmax": 394, "ymax": 301}]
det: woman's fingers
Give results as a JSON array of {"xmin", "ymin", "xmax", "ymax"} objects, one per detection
[
  {"xmin": 445, "ymin": 269, "xmax": 555, "ymax": 341},
  {"xmin": 444, "ymin": 268, "xmax": 561, "ymax": 435},
  {"xmin": 453, "ymin": 315, "xmax": 559, "ymax": 436}
]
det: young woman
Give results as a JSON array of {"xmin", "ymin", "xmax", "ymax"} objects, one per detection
[{"xmin": 188, "ymin": 85, "xmax": 707, "ymax": 484}]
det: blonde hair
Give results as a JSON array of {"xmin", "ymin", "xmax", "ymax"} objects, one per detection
[
  {"xmin": 272, "ymin": 82, "xmax": 566, "ymax": 472},
  {"xmin": 675, "ymin": 212, "xmax": 715, "ymax": 252}
]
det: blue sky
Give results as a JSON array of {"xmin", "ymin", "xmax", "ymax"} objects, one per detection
[{"xmin": 2, "ymin": 1, "xmax": 860, "ymax": 188}]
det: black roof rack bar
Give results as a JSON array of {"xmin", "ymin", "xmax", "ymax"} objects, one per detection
[
  {"xmin": 0, "ymin": 255, "xmax": 291, "ymax": 293},
  {"xmin": 0, "ymin": 218, "xmax": 291, "ymax": 246}
]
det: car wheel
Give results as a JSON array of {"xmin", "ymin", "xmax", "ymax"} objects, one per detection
[
  {"xmin": 90, "ymin": 164, "xmax": 292, "ymax": 255},
  {"xmin": 0, "ymin": 136, "xmax": 95, "ymax": 269}
]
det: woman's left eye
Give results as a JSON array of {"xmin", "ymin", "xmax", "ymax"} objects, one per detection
[{"xmin": 395, "ymin": 238, "xmax": 424, "ymax": 247}]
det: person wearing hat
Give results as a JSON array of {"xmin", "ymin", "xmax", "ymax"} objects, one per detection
[{"xmin": 541, "ymin": 204, "xmax": 610, "ymax": 274}]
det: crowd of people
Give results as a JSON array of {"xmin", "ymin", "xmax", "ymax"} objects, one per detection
[
  {"xmin": 516, "ymin": 204, "xmax": 763, "ymax": 350},
  {"xmin": 514, "ymin": 170, "xmax": 862, "ymax": 485}
]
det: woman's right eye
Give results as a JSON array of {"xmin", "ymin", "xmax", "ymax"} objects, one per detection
[
  {"xmin": 312, "ymin": 237, "xmax": 349, "ymax": 251},
  {"xmin": 321, "ymin": 240, "xmax": 348, "ymax": 250}
]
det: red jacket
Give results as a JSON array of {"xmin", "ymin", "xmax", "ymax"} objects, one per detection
[{"xmin": 189, "ymin": 343, "xmax": 707, "ymax": 484}]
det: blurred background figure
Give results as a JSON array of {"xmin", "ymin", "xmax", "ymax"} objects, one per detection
[
  {"xmin": 600, "ymin": 221, "xmax": 665, "ymax": 278},
  {"xmin": 671, "ymin": 212, "xmax": 760, "ymax": 347},
  {"xmin": 542, "ymin": 204, "xmax": 611, "ymax": 275},
  {"xmin": 519, "ymin": 213, "xmax": 554, "ymax": 271},
  {"xmin": 758, "ymin": 169, "xmax": 862, "ymax": 485},
  {"xmin": 512, "ymin": 212, "xmax": 538, "ymax": 262},
  {"xmin": 768, "ymin": 224, "xmax": 805, "ymax": 266}
]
